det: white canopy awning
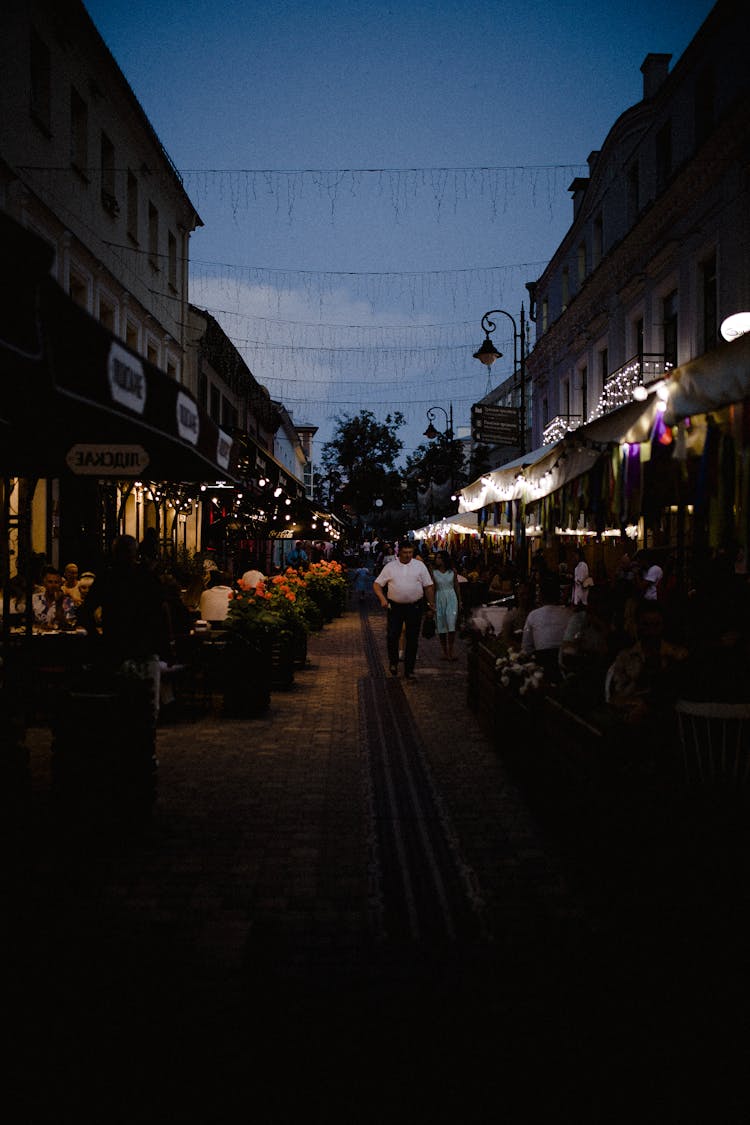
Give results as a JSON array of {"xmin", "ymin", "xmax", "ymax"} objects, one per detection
[
  {"xmin": 664, "ymin": 332, "xmax": 750, "ymax": 424},
  {"xmin": 412, "ymin": 511, "xmax": 479, "ymax": 539},
  {"xmin": 458, "ymin": 396, "xmax": 659, "ymax": 514}
]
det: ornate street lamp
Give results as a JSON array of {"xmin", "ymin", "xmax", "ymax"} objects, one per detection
[
  {"xmin": 473, "ymin": 306, "xmax": 527, "ymax": 454},
  {"xmin": 423, "ymin": 404, "xmax": 453, "ymax": 440}
]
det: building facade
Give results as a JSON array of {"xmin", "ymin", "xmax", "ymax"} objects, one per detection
[
  {"xmin": 1, "ymin": 0, "xmax": 200, "ymax": 378},
  {"xmin": 526, "ymin": 0, "xmax": 750, "ymax": 451},
  {"xmin": 1, "ymin": 1, "xmax": 303, "ymax": 578}
]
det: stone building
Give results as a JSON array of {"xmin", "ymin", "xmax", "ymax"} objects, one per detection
[
  {"xmin": 526, "ymin": 0, "xmax": 750, "ymax": 451},
  {"xmin": 1, "ymin": 1, "xmax": 217, "ymax": 570}
]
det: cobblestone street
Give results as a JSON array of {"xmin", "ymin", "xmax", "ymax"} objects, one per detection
[{"xmin": 6, "ymin": 599, "xmax": 749, "ymax": 1121}]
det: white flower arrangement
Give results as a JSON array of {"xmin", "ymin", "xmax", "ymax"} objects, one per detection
[{"xmin": 495, "ymin": 649, "xmax": 545, "ymax": 697}]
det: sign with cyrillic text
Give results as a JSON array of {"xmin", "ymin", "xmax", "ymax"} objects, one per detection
[
  {"xmin": 66, "ymin": 444, "xmax": 150, "ymax": 476},
  {"xmin": 176, "ymin": 391, "xmax": 200, "ymax": 445},
  {"xmin": 108, "ymin": 342, "xmax": 146, "ymax": 414}
]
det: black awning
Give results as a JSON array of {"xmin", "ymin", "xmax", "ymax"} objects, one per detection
[{"xmin": 0, "ymin": 210, "xmax": 239, "ymax": 483}]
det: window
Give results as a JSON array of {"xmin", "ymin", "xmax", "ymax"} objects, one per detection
[
  {"xmin": 210, "ymin": 385, "xmax": 221, "ymax": 423},
  {"xmin": 30, "ymin": 29, "xmax": 51, "ymax": 132},
  {"xmin": 695, "ymin": 66, "xmax": 715, "ymax": 148},
  {"xmin": 198, "ymin": 371, "xmax": 208, "ymax": 409},
  {"xmin": 579, "ymin": 365, "xmax": 588, "ymax": 423},
  {"xmin": 148, "ymin": 202, "xmax": 159, "ymax": 268},
  {"xmin": 593, "ymin": 214, "xmax": 603, "ymax": 268},
  {"xmin": 98, "ymin": 294, "xmax": 115, "ymax": 332},
  {"xmin": 69, "ymin": 270, "xmax": 89, "ymax": 310},
  {"xmin": 655, "ymin": 120, "xmax": 672, "ymax": 191},
  {"xmin": 168, "ymin": 231, "xmax": 178, "ymax": 290},
  {"xmin": 100, "ymin": 132, "xmax": 117, "ymax": 214},
  {"xmin": 700, "ymin": 253, "xmax": 717, "ymax": 353},
  {"xmin": 222, "ymin": 395, "xmax": 237, "ymax": 430},
  {"xmin": 561, "ymin": 266, "xmax": 569, "ymax": 311},
  {"xmin": 598, "ymin": 347, "xmax": 609, "ymax": 384},
  {"xmin": 146, "ymin": 340, "xmax": 159, "ymax": 366},
  {"xmin": 627, "ymin": 162, "xmax": 640, "ymax": 225},
  {"xmin": 577, "ymin": 242, "xmax": 587, "ymax": 286},
  {"xmin": 166, "ymin": 358, "xmax": 178, "ymax": 381},
  {"xmin": 127, "ymin": 171, "xmax": 139, "ymax": 242},
  {"xmin": 634, "ymin": 316, "xmax": 644, "ymax": 360},
  {"xmin": 125, "ymin": 319, "xmax": 139, "ymax": 352},
  {"xmin": 561, "ymin": 377, "xmax": 571, "ymax": 417},
  {"xmin": 663, "ymin": 290, "xmax": 678, "ymax": 368},
  {"xmin": 70, "ymin": 86, "xmax": 88, "ymax": 173},
  {"xmin": 541, "ymin": 297, "xmax": 548, "ymax": 333}
]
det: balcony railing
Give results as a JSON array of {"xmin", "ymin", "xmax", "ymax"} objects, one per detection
[
  {"xmin": 542, "ymin": 414, "xmax": 583, "ymax": 445},
  {"xmin": 542, "ymin": 353, "xmax": 671, "ymax": 444},
  {"xmin": 598, "ymin": 352, "xmax": 670, "ymax": 416}
]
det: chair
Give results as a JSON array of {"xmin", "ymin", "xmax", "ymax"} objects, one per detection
[{"xmin": 675, "ymin": 699, "xmax": 750, "ymax": 790}]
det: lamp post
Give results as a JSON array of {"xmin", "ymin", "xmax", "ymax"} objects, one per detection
[
  {"xmin": 423, "ymin": 403, "xmax": 460, "ymax": 508},
  {"xmin": 423, "ymin": 404, "xmax": 453, "ymax": 441},
  {"xmin": 473, "ymin": 305, "xmax": 527, "ymax": 454}
]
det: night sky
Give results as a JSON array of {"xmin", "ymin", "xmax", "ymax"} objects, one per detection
[{"xmin": 83, "ymin": 0, "xmax": 716, "ymax": 459}]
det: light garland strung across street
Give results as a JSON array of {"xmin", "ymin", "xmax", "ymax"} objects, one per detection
[{"xmin": 178, "ymin": 164, "xmax": 589, "ymax": 224}]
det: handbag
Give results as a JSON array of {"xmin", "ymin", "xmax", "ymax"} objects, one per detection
[{"xmin": 421, "ymin": 613, "xmax": 436, "ymax": 639}]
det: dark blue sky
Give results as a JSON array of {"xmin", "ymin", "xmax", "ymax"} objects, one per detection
[{"xmin": 83, "ymin": 0, "xmax": 716, "ymax": 459}]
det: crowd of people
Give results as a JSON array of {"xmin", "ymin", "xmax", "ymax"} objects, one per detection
[
  {"xmin": 5, "ymin": 530, "xmax": 749, "ymax": 729},
  {"xmin": 465, "ymin": 542, "xmax": 750, "ymax": 733},
  {"xmin": 357, "ymin": 534, "xmax": 750, "ymax": 731},
  {"xmin": 1, "ymin": 534, "xmax": 342, "ymax": 729}
]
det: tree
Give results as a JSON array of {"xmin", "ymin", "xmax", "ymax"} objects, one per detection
[
  {"xmin": 403, "ymin": 433, "xmax": 467, "ymax": 517},
  {"xmin": 320, "ymin": 410, "xmax": 405, "ymax": 520}
]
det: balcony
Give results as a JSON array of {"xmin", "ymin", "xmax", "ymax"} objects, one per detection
[
  {"xmin": 542, "ymin": 354, "xmax": 670, "ymax": 444},
  {"xmin": 598, "ymin": 353, "xmax": 670, "ymax": 416},
  {"xmin": 542, "ymin": 414, "xmax": 583, "ymax": 445}
]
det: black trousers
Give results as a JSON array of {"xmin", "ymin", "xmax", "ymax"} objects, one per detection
[{"xmin": 386, "ymin": 599, "xmax": 424, "ymax": 675}]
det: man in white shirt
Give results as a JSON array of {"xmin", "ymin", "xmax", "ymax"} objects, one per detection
[
  {"xmin": 521, "ymin": 575, "xmax": 572, "ymax": 678},
  {"xmin": 240, "ymin": 556, "xmax": 266, "ymax": 591},
  {"xmin": 642, "ymin": 563, "xmax": 663, "ymax": 601},
  {"xmin": 572, "ymin": 550, "xmax": 590, "ymax": 606},
  {"xmin": 373, "ymin": 543, "xmax": 435, "ymax": 681},
  {"xmin": 199, "ymin": 571, "xmax": 235, "ymax": 624}
]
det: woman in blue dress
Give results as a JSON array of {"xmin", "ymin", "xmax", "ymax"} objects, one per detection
[{"xmin": 432, "ymin": 550, "xmax": 461, "ymax": 661}]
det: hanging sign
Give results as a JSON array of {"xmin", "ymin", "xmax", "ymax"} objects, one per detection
[
  {"xmin": 66, "ymin": 443, "xmax": 150, "ymax": 476},
  {"xmin": 471, "ymin": 403, "xmax": 520, "ymax": 445},
  {"xmin": 108, "ymin": 342, "xmax": 146, "ymax": 414},
  {"xmin": 176, "ymin": 391, "xmax": 200, "ymax": 445},
  {"xmin": 216, "ymin": 428, "xmax": 232, "ymax": 471}
]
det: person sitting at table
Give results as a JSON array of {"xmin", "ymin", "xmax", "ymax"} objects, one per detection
[
  {"xmin": 487, "ymin": 568, "xmax": 505, "ymax": 600},
  {"xmin": 199, "ymin": 570, "xmax": 235, "ymax": 625},
  {"xmin": 499, "ymin": 580, "xmax": 532, "ymax": 646},
  {"xmin": 239, "ymin": 556, "xmax": 266, "ymax": 591},
  {"xmin": 61, "ymin": 562, "xmax": 83, "ymax": 606},
  {"xmin": 559, "ymin": 584, "xmax": 615, "ymax": 708},
  {"xmin": 77, "ymin": 571, "xmax": 96, "ymax": 600},
  {"xmin": 287, "ymin": 540, "xmax": 308, "ymax": 570},
  {"xmin": 0, "ymin": 573, "xmax": 28, "ymax": 620},
  {"xmin": 161, "ymin": 575, "xmax": 195, "ymax": 650},
  {"xmin": 32, "ymin": 567, "xmax": 77, "ymax": 630},
  {"xmin": 606, "ymin": 600, "xmax": 688, "ymax": 725},
  {"xmin": 77, "ymin": 535, "xmax": 170, "ymax": 728},
  {"xmin": 520, "ymin": 573, "xmax": 572, "ymax": 681}
]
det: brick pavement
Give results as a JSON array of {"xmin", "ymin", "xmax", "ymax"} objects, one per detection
[{"xmin": 7, "ymin": 597, "xmax": 749, "ymax": 1120}]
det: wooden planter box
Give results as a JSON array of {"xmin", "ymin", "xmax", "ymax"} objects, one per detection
[
  {"xmin": 270, "ymin": 632, "xmax": 295, "ymax": 691},
  {"xmin": 221, "ymin": 635, "xmax": 272, "ymax": 717},
  {"xmin": 292, "ymin": 629, "xmax": 308, "ymax": 670}
]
